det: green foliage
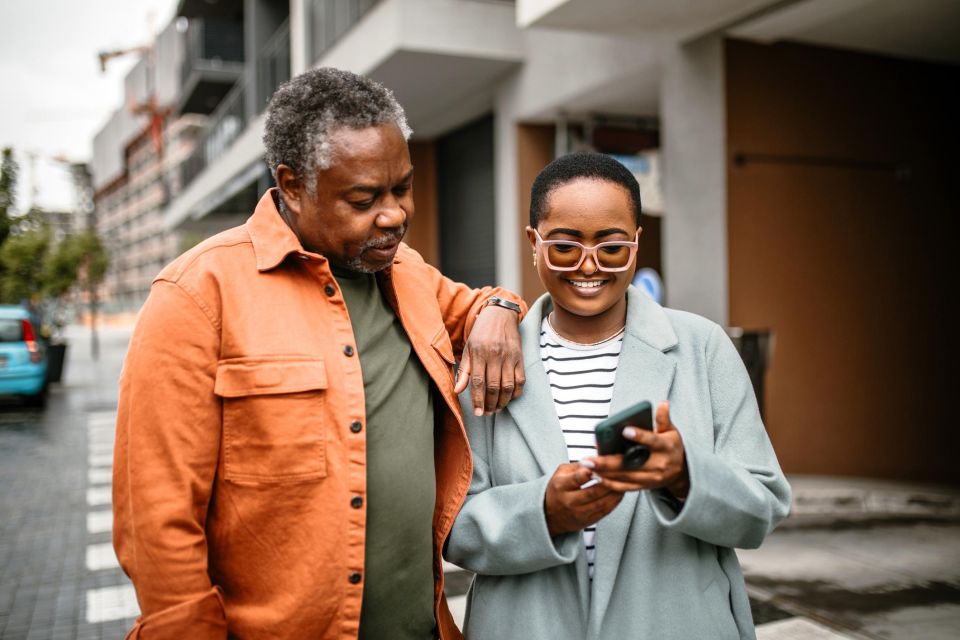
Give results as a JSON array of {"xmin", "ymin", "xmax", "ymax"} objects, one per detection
[
  {"xmin": 46, "ymin": 231, "xmax": 109, "ymax": 295},
  {"xmin": 0, "ymin": 215, "xmax": 50, "ymax": 304},
  {"xmin": 0, "ymin": 146, "xmax": 110, "ymax": 338},
  {"xmin": 0, "ymin": 147, "xmax": 16, "ymax": 247}
]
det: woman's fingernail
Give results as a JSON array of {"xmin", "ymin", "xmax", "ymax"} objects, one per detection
[
  {"xmin": 474, "ymin": 408, "xmax": 484, "ymax": 416},
  {"xmin": 580, "ymin": 459, "xmax": 596, "ymax": 469},
  {"xmin": 622, "ymin": 427, "xmax": 637, "ymax": 439}
]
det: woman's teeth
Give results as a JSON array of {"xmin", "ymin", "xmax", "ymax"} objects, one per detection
[{"xmin": 568, "ymin": 280, "xmax": 605, "ymax": 289}]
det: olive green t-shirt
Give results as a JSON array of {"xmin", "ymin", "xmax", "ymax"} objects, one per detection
[{"xmin": 331, "ymin": 265, "xmax": 437, "ymax": 640}]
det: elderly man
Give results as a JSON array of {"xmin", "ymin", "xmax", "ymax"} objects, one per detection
[{"xmin": 113, "ymin": 68, "xmax": 525, "ymax": 639}]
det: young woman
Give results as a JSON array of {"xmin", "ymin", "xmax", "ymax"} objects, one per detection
[{"xmin": 446, "ymin": 153, "xmax": 791, "ymax": 639}]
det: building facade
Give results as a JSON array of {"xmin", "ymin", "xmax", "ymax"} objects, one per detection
[{"xmin": 95, "ymin": 0, "xmax": 960, "ymax": 483}]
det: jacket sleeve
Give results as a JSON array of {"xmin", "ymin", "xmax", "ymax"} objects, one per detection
[
  {"xmin": 113, "ymin": 280, "xmax": 228, "ymax": 637},
  {"xmin": 645, "ymin": 323, "xmax": 792, "ymax": 549},
  {"xmin": 413, "ymin": 251, "xmax": 526, "ymax": 355},
  {"xmin": 446, "ymin": 392, "xmax": 580, "ymax": 575}
]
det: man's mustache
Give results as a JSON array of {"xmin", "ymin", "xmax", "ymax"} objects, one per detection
[{"xmin": 362, "ymin": 225, "xmax": 407, "ymax": 250}]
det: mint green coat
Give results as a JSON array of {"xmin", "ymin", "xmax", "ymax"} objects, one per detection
[{"xmin": 446, "ymin": 287, "xmax": 791, "ymax": 639}]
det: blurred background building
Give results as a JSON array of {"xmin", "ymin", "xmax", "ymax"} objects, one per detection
[{"xmin": 90, "ymin": 0, "xmax": 960, "ymax": 485}]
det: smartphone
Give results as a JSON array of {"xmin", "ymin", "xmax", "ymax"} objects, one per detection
[{"xmin": 594, "ymin": 400, "xmax": 654, "ymax": 470}]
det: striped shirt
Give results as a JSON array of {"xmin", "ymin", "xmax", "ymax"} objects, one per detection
[{"xmin": 540, "ymin": 316, "xmax": 623, "ymax": 579}]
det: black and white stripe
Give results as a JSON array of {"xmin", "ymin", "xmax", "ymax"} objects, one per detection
[{"xmin": 540, "ymin": 317, "xmax": 623, "ymax": 579}]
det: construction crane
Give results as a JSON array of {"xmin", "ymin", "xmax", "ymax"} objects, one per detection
[
  {"xmin": 97, "ymin": 46, "xmax": 150, "ymax": 73},
  {"xmin": 97, "ymin": 44, "xmax": 170, "ymax": 157}
]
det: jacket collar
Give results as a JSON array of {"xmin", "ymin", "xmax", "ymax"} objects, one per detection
[
  {"xmin": 520, "ymin": 285, "xmax": 679, "ymax": 371},
  {"xmin": 246, "ymin": 189, "xmax": 311, "ymax": 272}
]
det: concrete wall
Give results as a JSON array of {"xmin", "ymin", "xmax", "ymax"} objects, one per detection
[{"xmin": 661, "ymin": 33, "xmax": 727, "ymax": 323}]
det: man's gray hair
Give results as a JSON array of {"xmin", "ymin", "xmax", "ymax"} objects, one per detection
[{"xmin": 263, "ymin": 67, "xmax": 412, "ymax": 192}]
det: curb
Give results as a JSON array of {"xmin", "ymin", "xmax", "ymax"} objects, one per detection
[{"xmin": 786, "ymin": 476, "xmax": 960, "ymax": 519}]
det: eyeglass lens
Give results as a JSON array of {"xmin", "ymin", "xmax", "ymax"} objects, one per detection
[{"xmin": 546, "ymin": 242, "xmax": 633, "ymax": 270}]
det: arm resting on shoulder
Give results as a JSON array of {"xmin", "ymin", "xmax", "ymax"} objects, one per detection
[
  {"xmin": 418, "ymin": 255, "xmax": 526, "ymax": 355},
  {"xmin": 113, "ymin": 280, "xmax": 227, "ymax": 637},
  {"xmin": 646, "ymin": 324, "xmax": 792, "ymax": 549}
]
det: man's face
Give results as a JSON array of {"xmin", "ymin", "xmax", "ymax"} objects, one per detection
[{"xmin": 279, "ymin": 123, "xmax": 414, "ymax": 272}]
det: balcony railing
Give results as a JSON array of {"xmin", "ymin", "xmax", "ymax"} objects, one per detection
[
  {"xmin": 182, "ymin": 17, "xmax": 245, "ymax": 80},
  {"xmin": 180, "ymin": 79, "xmax": 247, "ymax": 188},
  {"xmin": 258, "ymin": 17, "xmax": 291, "ymax": 112},
  {"xmin": 309, "ymin": 0, "xmax": 380, "ymax": 64},
  {"xmin": 178, "ymin": 17, "xmax": 293, "ymax": 194}
]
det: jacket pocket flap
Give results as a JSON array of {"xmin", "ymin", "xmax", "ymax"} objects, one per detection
[{"xmin": 215, "ymin": 357, "xmax": 327, "ymax": 398}]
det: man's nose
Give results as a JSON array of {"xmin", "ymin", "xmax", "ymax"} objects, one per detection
[{"xmin": 376, "ymin": 198, "xmax": 407, "ymax": 228}]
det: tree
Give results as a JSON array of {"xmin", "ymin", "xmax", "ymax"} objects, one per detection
[
  {"xmin": 0, "ymin": 211, "xmax": 50, "ymax": 304},
  {"xmin": 0, "ymin": 147, "xmax": 18, "ymax": 256},
  {"xmin": 43, "ymin": 230, "xmax": 109, "ymax": 299}
]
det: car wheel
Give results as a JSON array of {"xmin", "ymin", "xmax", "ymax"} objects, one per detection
[{"xmin": 25, "ymin": 390, "xmax": 47, "ymax": 409}]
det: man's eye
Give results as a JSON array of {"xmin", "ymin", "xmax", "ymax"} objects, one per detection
[
  {"xmin": 394, "ymin": 184, "xmax": 412, "ymax": 195},
  {"xmin": 349, "ymin": 200, "xmax": 374, "ymax": 209}
]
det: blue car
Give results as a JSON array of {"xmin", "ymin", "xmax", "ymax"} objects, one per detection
[{"xmin": 0, "ymin": 305, "xmax": 48, "ymax": 406}]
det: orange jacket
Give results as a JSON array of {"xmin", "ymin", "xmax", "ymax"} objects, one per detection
[{"xmin": 113, "ymin": 190, "xmax": 525, "ymax": 639}]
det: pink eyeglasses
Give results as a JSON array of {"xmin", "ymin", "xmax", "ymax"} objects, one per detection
[{"xmin": 534, "ymin": 230, "xmax": 639, "ymax": 272}]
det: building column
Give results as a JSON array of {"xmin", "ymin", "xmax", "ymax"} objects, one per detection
[
  {"xmin": 493, "ymin": 75, "xmax": 522, "ymax": 293},
  {"xmin": 661, "ymin": 33, "xmax": 728, "ymax": 325},
  {"xmin": 290, "ymin": 0, "xmax": 309, "ymax": 75}
]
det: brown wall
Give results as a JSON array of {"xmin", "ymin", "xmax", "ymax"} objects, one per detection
[
  {"xmin": 726, "ymin": 39, "xmax": 960, "ymax": 484},
  {"xmin": 406, "ymin": 141, "xmax": 439, "ymax": 267},
  {"xmin": 517, "ymin": 124, "xmax": 555, "ymax": 304}
]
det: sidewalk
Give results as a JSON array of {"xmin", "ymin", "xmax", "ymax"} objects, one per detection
[
  {"xmin": 740, "ymin": 475, "xmax": 960, "ymax": 640},
  {"xmin": 444, "ymin": 475, "xmax": 960, "ymax": 640}
]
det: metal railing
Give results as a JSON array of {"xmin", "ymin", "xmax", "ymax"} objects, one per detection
[
  {"xmin": 308, "ymin": 0, "xmax": 380, "ymax": 64},
  {"xmin": 181, "ymin": 17, "xmax": 245, "ymax": 87},
  {"xmin": 178, "ymin": 15, "xmax": 295, "ymax": 193},
  {"xmin": 258, "ymin": 17, "xmax": 291, "ymax": 112},
  {"xmin": 180, "ymin": 79, "xmax": 247, "ymax": 188}
]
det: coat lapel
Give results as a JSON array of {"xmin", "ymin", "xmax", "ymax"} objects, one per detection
[
  {"xmin": 506, "ymin": 295, "xmax": 570, "ymax": 476},
  {"xmin": 588, "ymin": 288, "xmax": 678, "ymax": 637}
]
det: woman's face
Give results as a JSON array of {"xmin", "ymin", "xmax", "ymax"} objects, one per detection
[{"xmin": 527, "ymin": 178, "xmax": 641, "ymax": 329}]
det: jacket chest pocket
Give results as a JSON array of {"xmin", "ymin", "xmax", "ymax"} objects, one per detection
[{"xmin": 215, "ymin": 356, "xmax": 328, "ymax": 484}]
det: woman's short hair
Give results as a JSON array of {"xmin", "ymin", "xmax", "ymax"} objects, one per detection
[{"xmin": 530, "ymin": 152, "xmax": 642, "ymax": 228}]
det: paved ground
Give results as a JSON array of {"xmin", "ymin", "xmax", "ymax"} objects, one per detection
[
  {"xmin": 1, "ymin": 322, "xmax": 958, "ymax": 639},
  {"xmin": 1, "ymin": 325, "xmax": 134, "ymax": 639},
  {"xmin": 739, "ymin": 477, "xmax": 960, "ymax": 639}
]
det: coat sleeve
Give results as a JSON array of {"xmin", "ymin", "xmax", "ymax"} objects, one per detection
[
  {"xmin": 410, "ymin": 249, "xmax": 526, "ymax": 355},
  {"xmin": 113, "ymin": 280, "xmax": 228, "ymax": 637},
  {"xmin": 445, "ymin": 392, "xmax": 580, "ymax": 575},
  {"xmin": 645, "ymin": 323, "xmax": 792, "ymax": 549}
]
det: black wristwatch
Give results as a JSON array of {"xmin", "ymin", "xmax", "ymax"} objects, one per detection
[{"xmin": 483, "ymin": 296, "xmax": 521, "ymax": 314}]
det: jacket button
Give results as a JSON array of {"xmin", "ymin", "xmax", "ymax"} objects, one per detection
[
  {"xmin": 324, "ymin": 284, "xmax": 335, "ymax": 296},
  {"xmin": 349, "ymin": 572, "xmax": 362, "ymax": 584},
  {"xmin": 350, "ymin": 420, "xmax": 362, "ymax": 433},
  {"xmin": 351, "ymin": 496, "xmax": 363, "ymax": 508},
  {"xmin": 343, "ymin": 345, "xmax": 354, "ymax": 356}
]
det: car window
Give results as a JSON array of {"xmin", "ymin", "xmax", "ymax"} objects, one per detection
[{"xmin": 0, "ymin": 319, "xmax": 24, "ymax": 342}]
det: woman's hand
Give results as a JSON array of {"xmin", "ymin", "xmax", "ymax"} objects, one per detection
[
  {"xmin": 582, "ymin": 401, "xmax": 690, "ymax": 500},
  {"xmin": 544, "ymin": 463, "xmax": 624, "ymax": 536}
]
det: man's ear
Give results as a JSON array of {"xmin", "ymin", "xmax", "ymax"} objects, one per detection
[{"xmin": 276, "ymin": 164, "xmax": 304, "ymax": 215}]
